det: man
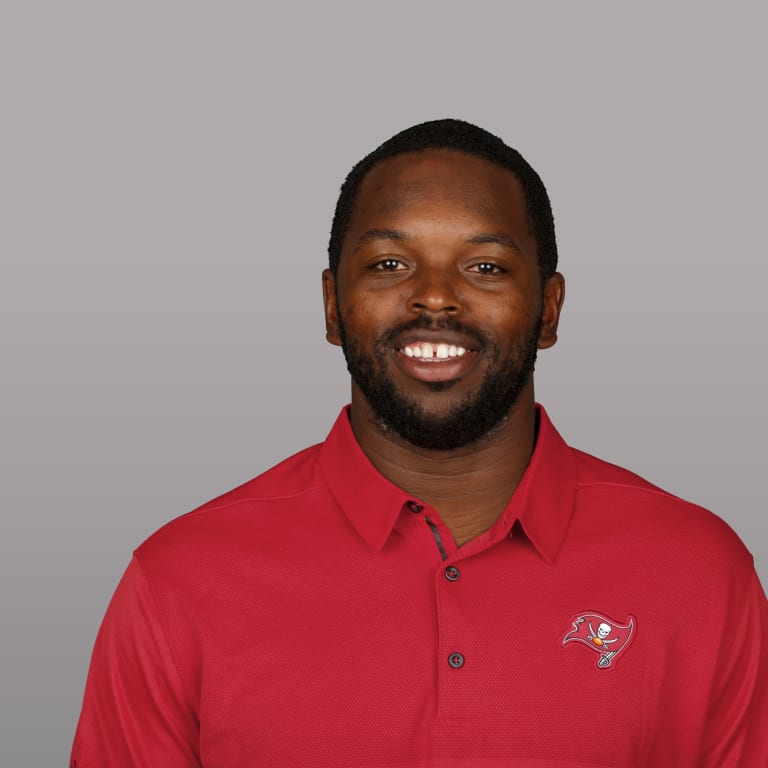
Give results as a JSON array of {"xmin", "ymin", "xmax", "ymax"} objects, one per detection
[{"xmin": 71, "ymin": 119, "xmax": 768, "ymax": 767}]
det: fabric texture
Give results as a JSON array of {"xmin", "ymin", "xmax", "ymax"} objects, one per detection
[{"xmin": 71, "ymin": 406, "xmax": 768, "ymax": 767}]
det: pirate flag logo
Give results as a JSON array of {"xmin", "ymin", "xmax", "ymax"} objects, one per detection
[{"xmin": 562, "ymin": 612, "xmax": 636, "ymax": 669}]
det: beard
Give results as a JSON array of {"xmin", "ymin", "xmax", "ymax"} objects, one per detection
[{"xmin": 338, "ymin": 309, "xmax": 542, "ymax": 451}]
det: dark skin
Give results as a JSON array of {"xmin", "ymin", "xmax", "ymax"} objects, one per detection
[{"xmin": 323, "ymin": 149, "xmax": 565, "ymax": 546}]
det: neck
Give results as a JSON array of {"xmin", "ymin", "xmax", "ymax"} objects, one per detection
[{"xmin": 349, "ymin": 384, "xmax": 537, "ymax": 547}]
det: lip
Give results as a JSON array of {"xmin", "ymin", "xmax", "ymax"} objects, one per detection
[{"xmin": 394, "ymin": 347, "xmax": 479, "ymax": 383}]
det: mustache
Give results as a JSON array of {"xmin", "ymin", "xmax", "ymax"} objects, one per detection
[{"xmin": 378, "ymin": 315, "xmax": 487, "ymax": 349}]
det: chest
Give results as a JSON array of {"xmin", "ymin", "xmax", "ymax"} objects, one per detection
[{"xmin": 188, "ymin": 539, "xmax": 712, "ymax": 767}]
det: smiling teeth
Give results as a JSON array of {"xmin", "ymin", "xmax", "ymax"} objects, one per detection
[{"xmin": 403, "ymin": 342, "xmax": 467, "ymax": 360}]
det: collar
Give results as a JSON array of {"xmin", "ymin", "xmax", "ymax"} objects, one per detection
[{"xmin": 318, "ymin": 404, "xmax": 577, "ymax": 564}]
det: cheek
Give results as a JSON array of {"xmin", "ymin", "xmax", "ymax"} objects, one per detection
[
  {"xmin": 344, "ymin": 291, "xmax": 404, "ymax": 330},
  {"xmin": 338, "ymin": 301, "xmax": 375, "ymax": 344},
  {"xmin": 346, "ymin": 302, "xmax": 379, "ymax": 330},
  {"xmin": 480, "ymin": 297, "xmax": 534, "ymax": 332}
]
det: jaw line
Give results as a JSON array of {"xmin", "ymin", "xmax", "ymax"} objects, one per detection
[{"xmin": 338, "ymin": 308, "xmax": 540, "ymax": 451}]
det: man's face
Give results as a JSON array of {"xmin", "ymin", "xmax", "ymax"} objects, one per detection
[{"xmin": 323, "ymin": 149, "xmax": 563, "ymax": 450}]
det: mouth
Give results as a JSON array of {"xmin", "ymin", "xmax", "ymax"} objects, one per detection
[{"xmin": 394, "ymin": 337, "xmax": 479, "ymax": 383}]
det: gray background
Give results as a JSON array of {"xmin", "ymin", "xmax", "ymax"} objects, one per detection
[{"xmin": 2, "ymin": 3, "xmax": 766, "ymax": 765}]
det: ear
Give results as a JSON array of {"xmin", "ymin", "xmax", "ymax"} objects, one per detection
[
  {"xmin": 322, "ymin": 268, "xmax": 343, "ymax": 347},
  {"xmin": 538, "ymin": 272, "xmax": 565, "ymax": 349}
]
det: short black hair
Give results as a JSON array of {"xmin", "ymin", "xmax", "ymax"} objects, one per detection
[{"xmin": 328, "ymin": 118, "xmax": 558, "ymax": 281}]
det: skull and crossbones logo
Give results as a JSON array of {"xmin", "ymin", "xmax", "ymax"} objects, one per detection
[{"xmin": 587, "ymin": 622, "xmax": 618, "ymax": 648}]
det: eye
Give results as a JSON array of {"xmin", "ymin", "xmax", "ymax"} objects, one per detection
[
  {"xmin": 469, "ymin": 262, "xmax": 505, "ymax": 275},
  {"xmin": 372, "ymin": 258, "xmax": 407, "ymax": 272}
]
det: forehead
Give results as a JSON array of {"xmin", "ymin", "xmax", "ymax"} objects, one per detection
[{"xmin": 350, "ymin": 149, "xmax": 529, "ymax": 233}]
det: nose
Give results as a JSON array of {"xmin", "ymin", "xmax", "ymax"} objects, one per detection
[{"xmin": 406, "ymin": 266, "xmax": 462, "ymax": 315}]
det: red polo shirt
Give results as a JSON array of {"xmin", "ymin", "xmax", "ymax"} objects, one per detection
[{"xmin": 71, "ymin": 406, "xmax": 768, "ymax": 767}]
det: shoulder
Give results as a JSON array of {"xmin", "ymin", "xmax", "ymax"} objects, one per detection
[
  {"xmin": 134, "ymin": 441, "xmax": 328, "ymax": 566},
  {"xmin": 570, "ymin": 447, "xmax": 754, "ymax": 577}
]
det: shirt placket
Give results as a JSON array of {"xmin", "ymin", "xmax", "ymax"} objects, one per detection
[
  {"xmin": 434, "ymin": 548, "xmax": 478, "ymax": 721},
  {"xmin": 403, "ymin": 500, "xmax": 489, "ymax": 722}
]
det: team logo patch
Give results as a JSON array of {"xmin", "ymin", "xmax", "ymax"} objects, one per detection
[{"xmin": 562, "ymin": 612, "xmax": 636, "ymax": 669}]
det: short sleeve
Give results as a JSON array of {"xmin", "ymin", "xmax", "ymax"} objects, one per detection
[
  {"xmin": 700, "ymin": 565, "xmax": 768, "ymax": 767},
  {"xmin": 70, "ymin": 557, "xmax": 201, "ymax": 767}
]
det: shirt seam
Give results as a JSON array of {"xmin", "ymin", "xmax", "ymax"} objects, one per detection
[
  {"xmin": 174, "ymin": 485, "xmax": 330, "ymax": 521},
  {"xmin": 129, "ymin": 552, "xmax": 201, "ymax": 725},
  {"xmin": 698, "ymin": 565, "xmax": 762, "ymax": 763},
  {"xmin": 574, "ymin": 480, "xmax": 699, "ymax": 506}
]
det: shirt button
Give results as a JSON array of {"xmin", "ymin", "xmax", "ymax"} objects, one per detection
[
  {"xmin": 444, "ymin": 566, "xmax": 461, "ymax": 582},
  {"xmin": 448, "ymin": 652, "xmax": 465, "ymax": 669},
  {"xmin": 406, "ymin": 500, "xmax": 424, "ymax": 513}
]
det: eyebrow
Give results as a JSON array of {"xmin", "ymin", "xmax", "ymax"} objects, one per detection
[
  {"xmin": 465, "ymin": 233, "xmax": 523, "ymax": 254},
  {"xmin": 354, "ymin": 228, "xmax": 411, "ymax": 251}
]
